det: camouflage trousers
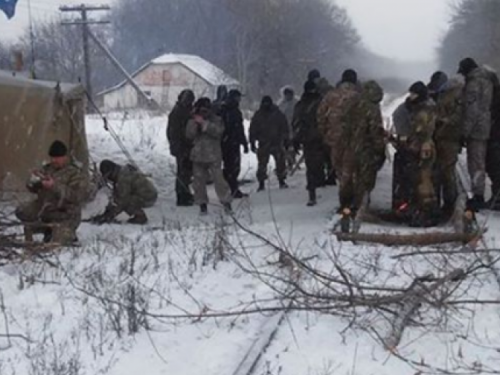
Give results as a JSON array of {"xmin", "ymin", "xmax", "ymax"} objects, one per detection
[
  {"xmin": 487, "ymin": 140, "xmax": 500, "ymax": 201},
  {"xmin": 192, "ymin": 161, "xmax": 232, "ymax": 205},
  {"xmin": 435, "ymin": 141, "xmax": 460, "ymax": 210},
  {"xmin": 121, "ymin": 194, "xmax": 157, "ymax": 216},
  {"xmin": 339, "ymin": 154, "xmax": 378, "ymax": 212},
  {"xmin": 415, "ymin": 158, "xmax": 438, "ymax": 213},
  {"xmin": 15, "ymin": 200, "xmax": 81, "ymax": 244},
  {"xmin": 392, "ymin": 149, "xmax": 418, "ymax": 210},
  {"xmin": 256, "ymin": 145, "xmax": 287, "ymax": 182},
  {"xmin": 466, "ymin": 139, "xmax": 487, "ymax": 197}
]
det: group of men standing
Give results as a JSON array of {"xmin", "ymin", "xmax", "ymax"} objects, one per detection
[
  {"xmin": 392, "ymin": 57, "xmax": 500, "ymax": 227},
  {"xmin": 14, "ymin": 56, "xmax": 500, "ymax": 243}
]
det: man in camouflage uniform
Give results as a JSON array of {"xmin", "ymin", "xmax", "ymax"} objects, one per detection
[
  {"xmin": 337, "ymin": 81, "xmax": 386, "ymax": 216},
  {"xmin": 458, "ymin": 58, "xmax": 494, "ymax": 211},
  {"xmin": 485, "ymin": 67, "xmax": 500, "ymax": 210},
  {"xmin": 93, "ymin": 160, "xmax": 158, "ymax": 225},
  {"xmin": 221, "ymin": 89, "xmax": 249, "ymax": 198},
  {"xmin": 16, "ymin": 140, "xmax": 85, "ymax": 244},
  {"xmin": 167, "ymin": 89, "xmax": 195, "ymax": 206},
  {"xmin": 317, "ymin": 69, "xmax": 360, "ymax": 172},
  {"xmin": 406, "ymin": 82, "xmax": 439, "ymax": 227},
  {"xmin": 428, "ymin": 72, "xmax": 464, "ymax": 219},
  {"xmin": 292, "ymin": 81, "xmax": 324, "ymax": 206},
  {"xmin": 391, "ymin": 98, "xmax": 415, "ymax": 212},
  {"xmin": 278, "ymin": 87, "xmax": 298, "ymax": 171},
  {"xmin": 250, "ymin": 96, "xmax": 290, "ymax": 191},
  {"xmin": 186, "ymin": 98, "xmax": 232, "ymax": 215}
]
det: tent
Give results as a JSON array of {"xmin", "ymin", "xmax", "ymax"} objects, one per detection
[{"xmin": 0, "ymin": 71, "xmax": 89, "ymax": 199}]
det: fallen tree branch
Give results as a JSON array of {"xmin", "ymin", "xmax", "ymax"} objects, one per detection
[{"xmin": 335, "ymin": 232, "xmax": 482, "ymax": 247}]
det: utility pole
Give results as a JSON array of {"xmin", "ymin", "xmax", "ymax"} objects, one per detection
[{"xmin": 60, "ymin": 4, "xmax": 110, "ymax": 102}]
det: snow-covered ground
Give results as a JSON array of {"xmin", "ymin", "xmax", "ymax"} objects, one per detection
[{"xmin": 1, "ymin": 101, "xmax": 500, "ymax": 375}]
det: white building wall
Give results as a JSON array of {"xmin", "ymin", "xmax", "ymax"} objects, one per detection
[{"xmin": 101, "ymin": 62, "xmax": 237, "ymax": 112}]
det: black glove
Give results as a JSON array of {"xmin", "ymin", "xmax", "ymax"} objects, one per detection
[{"xmin": 251, "ymin": 142, "xmax": 257, "ymax": 153}]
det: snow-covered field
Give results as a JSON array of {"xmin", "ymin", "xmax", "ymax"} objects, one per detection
[{"xmin": 1, "ymin": 102, "xmax": 500, "ymax": 375}]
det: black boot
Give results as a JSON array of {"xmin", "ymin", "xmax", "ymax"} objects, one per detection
[
  {"xmin": 128, "ymin": 210, "xmax": 148, "ymax": 225},
  {"xmin": 257, "ymin": 181, "xmax": 265, "ymax": 192},
  {"xmin": 307, "ymin": 190, "xmax": 317, "ymax": 207},
  {"xmin": 467, "ymin": 195, "xmax": 486, "ymax": 212},
  {"xmin": 200, "ymin": 204, "xmax": 208, "ymax": 215},
  {"xmin": 233, "ymin": 190, "xmax": 249, "ymax": 199},
  {"xmin": 279, "ymin": 180, "xmax": 289, "ymax": 189}
]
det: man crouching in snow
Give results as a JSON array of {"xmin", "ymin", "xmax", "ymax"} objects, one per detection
[
  {"xmin": 186, "ymin": 97, "xmax": 232, "ymax": 215},
  {"xmin": 92, "ymin": 160, "xmax": 158, "ymax": 225}
]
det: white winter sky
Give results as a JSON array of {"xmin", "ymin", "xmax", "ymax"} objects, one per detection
[
  {"xmin": 336, "ymin": 0, "xmax": 453, "ymax": 61},
  {"xmin": 1, "ymin": 0, "xmax": 453, "ymax": 62}
]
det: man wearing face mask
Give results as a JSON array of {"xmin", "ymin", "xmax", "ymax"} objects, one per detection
[
  {"xmin": 221, "ymin": 89, "xmax": 249, "ymax": 198},
  {"xmin": 250, "ymin": 96, "xmax": 290, "ymax": 191},
  {"xmin": 167, "ymin": 89, "xmax": 196, "ymax": 206},
  {"xmin": 406, "ymin": 82, "xmax": 439, "ymax": 227}
]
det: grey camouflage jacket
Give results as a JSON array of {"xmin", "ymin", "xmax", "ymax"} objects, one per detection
[
  {"xmin": 463, "ymin": 67, "xmax": 494, "ymax": 141},
  {"xmin": 186, "ymin": 114, "xmax": 224, "ymax": 163}
]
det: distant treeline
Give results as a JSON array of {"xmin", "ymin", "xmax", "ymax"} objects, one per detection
[
  {"xmin": 439, "ymin": 0, "xmax": 500, "ymax": 73},
  {"xmin": 0, "ymin": 0, "xmax": 359, "ymax": 100}
]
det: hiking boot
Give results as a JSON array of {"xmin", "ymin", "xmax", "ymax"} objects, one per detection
[
  {"xmin": 257, "ymin": 181, "xmax": 265, "ymax": 192},
  {"xmin": 200, "ymin": 204, "xmax": 208, "ymax": 215},
  {"xmin": 233, "ymin": 190, "xmax": 248, "ymax": 199},
  {"xmin": 128, "ymin": 211, "xmax": 148, "ymax": 225},
  {"xmin": 279, "ymin": 180, "xmax": 289, "ymax": 189},
  {"xmin": 223, "ymin": 202, "xmax": 232, "ymax": 213},
  {"xmin": 306, "ymin": 190, "xmax": 317, "ymax": 207}
]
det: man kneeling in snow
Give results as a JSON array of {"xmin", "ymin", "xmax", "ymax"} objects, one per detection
[{"xmin": 92, "ymin": 160, "xmax": 158, "ymax": 225}]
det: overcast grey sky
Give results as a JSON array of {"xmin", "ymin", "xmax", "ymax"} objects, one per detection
[
  {"xmin": 336, "ymin": 0, "xmax": 453, "ymax": 61},
  {"xmin": 1, "ymin": 0, "xmax": 452, "ymax": 61}
]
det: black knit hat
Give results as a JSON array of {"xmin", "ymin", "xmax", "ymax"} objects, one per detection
[
  {"xmin": 458, "ymin": 57, "xmax": 478, "ymax": 75},
  {"xmin": 307, "ymin": 69, "xmax": 321, "ymax": 81},
  {"xmin": 48, "ymin": 140, "xmax": 68, "ymax": 157},
  {"xmin": 261, "ymin": 95, "xmax": 273, "ymax": 106},
  {"xmin": 428, "ymin": 71, "xmax": 448, "ymax": 91},
  {"xmin": 409, "ymin": 81, "xmax": 428, "ymax": 98},
  {"xmin": 194, "ymin": 97, "xmax": 212, "ymax": 110},
  {"xmin": 99, "ymin": 159, "xmax": 118, "ymax": 178},
  {"xmin": 341, "ymin": 69, "xmax": 358, "ymax": 84}
]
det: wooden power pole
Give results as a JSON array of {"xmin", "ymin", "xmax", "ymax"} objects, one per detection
[{"xmin": 60, "ymin": 4, "xmax": 110, "ymax": 101}]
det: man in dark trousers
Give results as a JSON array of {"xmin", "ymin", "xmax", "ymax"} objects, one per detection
[
  {"xmin": 221, "ymin": 89, "xmax": 249, "ymax": 198},
  {"xmin": 292, "ymin": 81, "xmax": 324, "ymax": 206},
  {"xmin": 250, "ymin": 96, "xmax": 290, "ymax": 191},
  {"xmin": 167, "ymin": 90, "xmax": 195, "ymax": 206}
]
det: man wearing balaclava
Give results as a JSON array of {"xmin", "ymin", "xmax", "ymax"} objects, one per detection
[{"xmin": 249, "ymin": 96, "xmax": 290, "ymax": 191}]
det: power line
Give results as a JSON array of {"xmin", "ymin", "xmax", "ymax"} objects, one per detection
[{"xmin": 59, "ymin": 4, "xmax": 110, "ymax": 102}]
